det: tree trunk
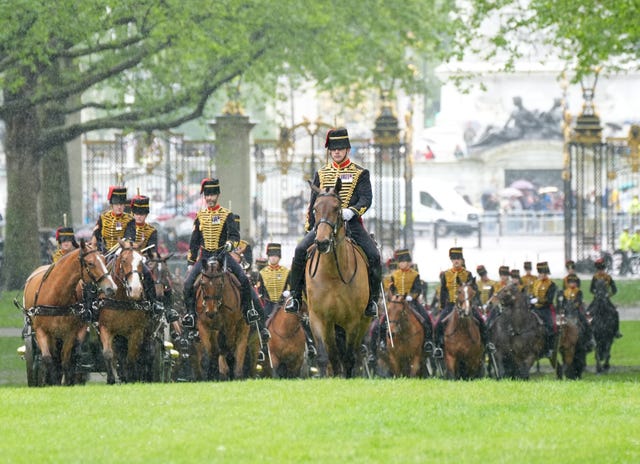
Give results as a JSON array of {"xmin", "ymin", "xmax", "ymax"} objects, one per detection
[
  {"xmin": 1, "ymin": 108, "xmax": 42, "ymax": 290},
  {"xmin": 39, "ymin": 142, "xmax": 72, "ymax": 228}
]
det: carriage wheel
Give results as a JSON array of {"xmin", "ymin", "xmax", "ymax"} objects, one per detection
[{"xmin": 24, "ymin": 334, "xmax": 43, "ymax": 387}]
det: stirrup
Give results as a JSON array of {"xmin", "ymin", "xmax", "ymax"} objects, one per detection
[
  {"xmin": 260, "ymin": 327, "xmax": 271, "ymax": 342},
  {"xmin": 424, "ymin": 341, "xmax": 435, "ymax": 354},
  {"xmin": 486, "ymin": 342, "xmax": 496, "ymax": 354},
  {"xmin": 433, "ymin": 347, "xmax": 443, "ymax": 359},
  {"xmin": 284, "ymin": 297, "xmax": 300, "ymax": 313},
  {"xmin": 245, "ymin": 307, "xmax": 259, "ymax": 323},
  {"xmin": 307, "ymin": 344, "xmax": 317, "ymax": 360},
  {"xmin": 257, "ymin": 350, "xmax": 266, "ymax": 363}
]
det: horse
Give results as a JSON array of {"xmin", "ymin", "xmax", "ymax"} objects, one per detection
[
  {"xmin": 97, "ymin": 239, "xmax": 149, "ymax": 384},
  {"xmin": 263, "ymin": 302, "xmax": 307, "ymax": 379},
  {"xmin": 193, "ymin": 256, "xmax": 257, "ymax": 380},
  {"xmin": 488, "ymin": 283, "xmax": 545, "ymax": 380},
  {"xmin": 442, "ymin": 281, "xmax": 485, "ymax": 379},
  {"xmin": 555, "ymin": 297, "xmax": 588, "ymax": 380},
  {"xmin": 305, "ymin": 182, "xmax": 370, "ymax": 378},
  {"xmin": 22, "ymin": 240, "xmax": 116, "ymax": 385},
  {"xmin": 378, "ymin": 294, "xmax": 425, "ymax": 378},
  {"xmin": 587, "ymin": 279, "xmax": 618, "ymax": 373}
]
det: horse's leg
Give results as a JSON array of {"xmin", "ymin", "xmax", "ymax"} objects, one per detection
[
  {"xmin": 60, "ymin": 334, "xmax": 77, "ymax": 386},
  {"xmin": 34, "ymin": 328, "xmax": 55, "ymax": 386},
  {"xmin": 233, "ymin": 326, "xmax": 250, "ymax": 380},
  {"xmin": 99, "ymin": 328, "xmax": 117, "ymax": 385},
  {"xmin": 126, "ymin": 330, "xmax": 145, "ymax": 383}
]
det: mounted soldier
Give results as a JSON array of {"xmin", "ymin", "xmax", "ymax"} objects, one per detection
[
  {"xmin": 530, "ymin": 261, "xmax": 557, "ymax": 358},
  {"xmin": 51, "ymin": 226, "xmax": 79, "ymax": 263},
  {"xmin": 285, "ymin": 127, "xmax": 382, "ymax": 318},
  {"xmin": 589, "ymin": 258, "xmax": 622, "ymax": 339}
]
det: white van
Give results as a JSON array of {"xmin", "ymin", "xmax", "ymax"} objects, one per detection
[{"xmin": 367, "ymin": 178, "xmax": 480, "ymax": 237}]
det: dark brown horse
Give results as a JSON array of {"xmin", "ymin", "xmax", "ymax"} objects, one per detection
[
  {"xmin": 98, "ymin": 239, "xmax": 148, "ymax": 384},
  {"xmin": 263, "ymin": 302, "xmax": 307, "ymax": 379},
  {"xmin": 379, "ymin": 294, "xmax": 425, "ymax": 377},
  {"xmin": 555, "ymin": 297, "xmax": 588, "ymax": 380},
  {"xmin": 443, "ymin": 281, "xmax": 484, "ymax": 379},
  {"xmin": 306, "ymin": 183, "xmax": 370, "ymax": 377},
  {"xmin": 23, "ymin": 240, "xmax": 116, "ymax": 385},
  {"xmin": 194, "ymin": 257, "xmax": 256, "ymax": 380},
  {"xmin": 488, "ymin": 284, "xmax": 545, "ymax": 380}
]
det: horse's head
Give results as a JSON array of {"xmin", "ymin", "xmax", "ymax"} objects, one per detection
[
  {"xmin": 311, "ymin": 182, "xmax": 343, "ymax": 254},
  {"xmin": 113, "ymin": 239, "xmax": 145, "ymax": 300},
  {"xmin": 455, "ymin": 280, "xmax": 476, "ymax": 316},
  {"xmin": 148, "ymin": 252, "xmax": 174, "ymax": 299},
  {"xmin": 198, "ymin": 258, "xmax": 224, "ymax": 318},
  {"xmin": 78, "ymin": 239, "xmax": 117, "ymax": 298}
]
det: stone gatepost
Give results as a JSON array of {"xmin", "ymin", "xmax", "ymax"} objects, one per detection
[{"xmin": 209, "ymin": 114, "xmax": 255, "ymax": 239}]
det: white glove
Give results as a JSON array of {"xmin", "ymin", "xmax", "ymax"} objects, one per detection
[
  {"xmin": 224, "ymin": 241, "xmax": 233, "ymax": 252},
  {"xmin": 187, "ymin": 264, "xmax": 193, "ymax": 274},
  {"xmin": 406, "ymin": 295, "xmax": 413, "ymax": 302},
  {"xmin": 282, "ymin": 290, "xmax": 291, "ymax": 299},
  {"xmin": 530, "ymin": 297, "xmax": 538, "ymax": 304},
  {"xmin": 342, "ymin": 208, "xmax": 356, "ymax": 221}
]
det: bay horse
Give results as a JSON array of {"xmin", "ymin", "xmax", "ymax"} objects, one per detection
[
  {"xmin": 488, "ymin": 283, "xmax": 544, "ymax": 380},
  {"xmin": 23, "ymin": 240, "xmax": 116, "ymax": 385},
  {"xmin": 193, "ymin": 256, "xmax": 256, "ymax": 380},
  {"xmin": 306, "ymin": 182, "xmax": 370, "ymax": 377},
  {"xmin": 587, "ymin": 279, "xmax": 617, "ymax": 373},
  {"xmin": 443, "ymin": 280, "xmax": 484, "ymax": 379},
  {"xmin": 555, "ymin": 297, "xmax": 588, "ymax": 380},
  {"xmin": 378, "ymin": 294, "xmax": 425, "ymax": 378},
  {"xmin": 263, "ymin": 302, "xmax": 307, "ymax": 379},
  {"xmin": 98, "ymin": 239, "xmax": 148, "ymax": 384}
]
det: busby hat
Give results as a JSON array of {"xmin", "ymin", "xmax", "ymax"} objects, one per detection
[
  {"xmin": 266, "ymin": 243, "xmax": 282, "ymax": 257},
  {"xmin": 130, "ymin": 195, "xmax": 150, "ymax": 215},
  {"xmin": 325, "ymin": 127, "xmax": 351, "ymax": 150},
  {"xmin": 200, "ymin": 178, "xmax": 220, "ymax": 195},
  {"xmin": 594, "ymin": 258, "xmax": 606, "ymax": 270},
  {"xmin": 255, "ymin": 257, "xmax": 268, "ymax": 271},
  {"xmin": 449, "ymin": 247, "xmax": 463, "ymax": 260},
  {"xmin": 395, "ymin": 249, "xmax": 412, "ymax": 262},
  {"xmin": 523, "ymin": 261, "xmax": 532, "ymax": 271},
  {"xmin": 565, "ymin": 260, "xmax": 576, "ymax": 270},
  {"xmin": 537, "ymin": 262, "xmax": 550, "ymax": 274},
  {"xmin": 108, "ymin": 186, "xmax": 128, "ymax": 205},
  {"xmin": 510, "ymin": 269, "xmax": 521, "ymax": 279},
  {"xmin": 476, "ymin": 265, "xmax": 487, "ymax": 276},
  {"xmin": 56, "ymin": 226, "xmax": 78, "ymax": 247},
  {"xmin": 566, "ymin": 274, "xmax": 580, "ymax": 285},
  {"xmin": 499, "ymin": 265, "xmax": 510, "ymax": 276}
]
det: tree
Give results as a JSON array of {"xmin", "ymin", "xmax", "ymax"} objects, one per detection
[
  {"xmin": 454, "ymin": 0, "xmax": 640, "ymax": 81},
  {"xmin": 0, "ymin": 0, "xmax": 458, "ymax": 289}
]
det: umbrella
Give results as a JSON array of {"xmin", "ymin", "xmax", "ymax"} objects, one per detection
[
  {"xmin": 509, "ymin": 179, "xmax": 535, "ymax": 190},
  {"xmin": 499, "ymin": 187, "xmax": 523, "ymax": 198},
  {"xmin": 538, "ymin": 186, "xmax": 559, "ymax": 194}
]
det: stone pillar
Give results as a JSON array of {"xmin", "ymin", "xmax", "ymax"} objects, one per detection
[{"xmin": 209, "ymin": 115, "xmax": 255, "ymax": 238}]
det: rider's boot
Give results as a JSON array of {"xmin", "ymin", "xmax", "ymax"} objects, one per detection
[
  {"xmin": 300, "ymin": 314, "xmax": 317, "ymax": 360},
  {"xmin": 477, "ymin": 315, "xmax": 496, "ymax": 354},
  {"xmin": 579, "ymin": 312, "xmax": 596, "ymax": 351},
  {"xmin": 285, "ymin": 258, "xmax": 305, "ymax": 313},
  {"xmin": 182, "ymin": 294, "xmax": 197, "ymax": 330},
  {"xmin": 423, "ymin": 322, "xmax": 435, "ymax": 355},
  {"xmin": 364, "ymin": 261, "xmax": 382, "ymax": 317},
  {"xmin": 378, "ymin": 318, "xmax": 388, "ymax": 352},
  {"xmin": 433, "ymin": 321, "xmax": 444, "ymax": 359}
]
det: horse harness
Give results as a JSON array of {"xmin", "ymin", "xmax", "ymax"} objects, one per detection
[{"xmin": 197, "ymin": 267, "xmax": 241, "ymax": 314}]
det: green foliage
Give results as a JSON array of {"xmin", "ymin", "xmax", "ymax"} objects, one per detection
[{"xmin": 454, "ymin": 0, "xmax": 640, "ymax": 79}]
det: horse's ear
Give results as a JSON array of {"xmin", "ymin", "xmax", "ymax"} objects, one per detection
[
  {"xmin": 309, "ymin": 180, "xmax": 321, "ymax": 195},
  {"xmin": 80, "ymin": 238, "xmax": 86, "ymax": 250}
]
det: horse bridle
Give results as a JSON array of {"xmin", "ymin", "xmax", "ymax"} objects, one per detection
[
  {"xmin": 114, "ymin": 248, "xmax": 143, "ymax": 295},
  {"xmin": 79, "ymin": 248, "xmax": 112, "ymax": 286}
]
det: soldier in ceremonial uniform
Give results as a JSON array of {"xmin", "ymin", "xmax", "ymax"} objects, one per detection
[
  {"xmin": 128, "ymin": 195, "xmax": 180, "ymax": 326},
  {"xmin": 91, "ymin": 186, "xmax": 134, "ymax": 253},
  {"xmin": 484, "ymin": 266, "xmax": 510, "ymax": 322},
  {"xmin": 557, "ymin": 274, "xmax": 595, "ymax": 350},
  {"xmin": 259, "ymin": 243, "xmax": 317, "ymax": 357},
  {"xmin": 590, "ymin": 258, "xmax": 622, "ymax": 338},
  {"xmin": 182, "ymin": 178, "xmax": 270, "ymax": 349},
  {"xmin": 285, "ymin": 127, "xmax": 382, "ymax": 318},
  {"xmin": 531, "ymin": 261, "xmax": 557, "ymax": 357},
  {"xmin": 381, "ymin": 249, "xmax": 434, "ymax": 352},
  {"xmin": 521, "ymin": 261, "xmax": 536, "ymax": 297},
  {"xmin": 510, "ymin": 268, "xmax": 522, "ymax": 289},
  {"xmin": 476, "ymin": 265, "xmax": 495, "ymax": 308},
  {"xmin": 433, "ymin": 247, "xmax": 493, "ymax": 358},
  {"xmin": 51, "ymin": 226, "xmax": 79, "ymax": 263},
  {"xmin": 563, "ymin": 260, "xmax": 581, "ymax": 290}
]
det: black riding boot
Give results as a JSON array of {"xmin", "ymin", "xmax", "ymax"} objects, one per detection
[
  {"xmin": 300, "ymin": 314, "xmax": 317, "ymax": 360},
  {"xmin": 476, "ymin": 315, "xmax": 495, "ymax": 353},
  {"xmin": 422, "ymin": 321, "xmax": 435, "ymax": 354},
  {"xmin": 364, "ymin": 260, "xmax": 382, "ymax": 317},
  {"xmin": 378, "ymin": 318, "xmax": 388, "ymax": 351},
  {"xmin": 434, "ymin": 321, "xmax": 444, "ymax": 358},
  {"xmin": 182, "ymin": 295, "xmax": 197, "ymax": 329},
  {"xmin": 285, "ymin": 258, "xmax": 305, "ymax": 313}
]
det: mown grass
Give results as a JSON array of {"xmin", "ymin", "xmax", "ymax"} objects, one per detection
[{"xmin": 0, "ymin": 378, "xmax": 638, "ymax": 463}]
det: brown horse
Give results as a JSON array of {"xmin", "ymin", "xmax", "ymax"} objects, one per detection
[
  {"xmin": 306, "ymin": 183, "xmax": 370, "ymax": 377},
  {"xmin": 23, "ymin": 240, "xmax": 116, "ymax": 385},
  {"xmin": 193, "ymin": 257, "xmax": 256, "ymax": 380},
  {"xmin": 98, "ymin": 239, "xmax": 148, "ymax": 384},
  {"xmin": 378, "ymin": 294, "xmax": 425, "ymax": 377},
  {"xmin": 263, "ymin": 303, "xmax": 307, "ymax": 379},
  {"xmin": 555, "ymin": 298, "xmax": 588, "ymax": 380},
  {"xmin": 443, "ymin": 281, "xmax": 484, "ymax": 379}
]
